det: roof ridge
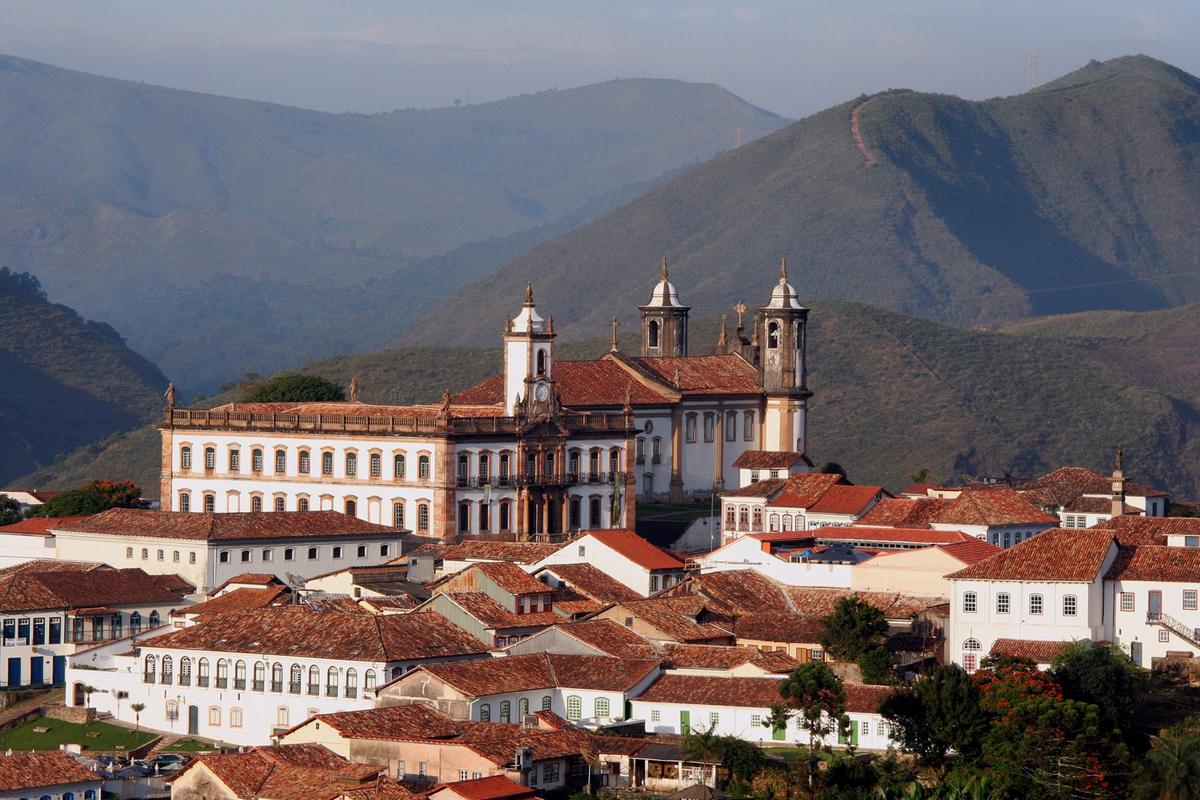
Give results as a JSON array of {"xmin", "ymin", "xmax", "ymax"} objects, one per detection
[{"xmin": 544, "ymin": 652, "xmax": 558, "ymax": 687}]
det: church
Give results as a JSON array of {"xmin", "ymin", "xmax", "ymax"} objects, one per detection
[{"xmin": 159, "ymin": 259, "xmax": 812, "ymax": 542}]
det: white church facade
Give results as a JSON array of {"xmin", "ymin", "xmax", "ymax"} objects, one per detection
[{"xmin": 159, "ymin": 259, "xmax": 813, "ymax": 542}]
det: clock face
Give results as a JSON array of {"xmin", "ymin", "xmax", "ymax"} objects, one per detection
[{"xmin": 534, "ymin": 382, "xmax": 550, "ymax": 402}]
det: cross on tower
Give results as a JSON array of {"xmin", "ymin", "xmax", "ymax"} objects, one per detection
[
  {"xmin": 610, "ymin": 318, "xmax": 619, "ymax": 352},
  {"xmin": 734, "ymin": 301, "xmax": 747, "ymax": 328}
]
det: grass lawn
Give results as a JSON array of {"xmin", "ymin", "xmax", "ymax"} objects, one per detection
[
  {"xmin": 162, "ymin": 738, "xmax": 218, "ymax": 753},
  {"xmin": 0, "ymin": 716, "xmax": 157, "ymax": 752}
]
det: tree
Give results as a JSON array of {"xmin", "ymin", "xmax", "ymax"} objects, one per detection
[
  {"xmin": 81, "ymin": 685, "xmax": 96, "ymax": 709},
  {"xmin": 1052, "ymin": 640, "xmax": 1146, "ymax": 745},
  {"xmin": 909, "ymin": 468, "xmax": 933, "ymax": 484},
  {"xmin": 1136, "ymin": 732, "xmax": 1200, "ymax": 800},
  {"xmin": 681, "ymin": 725, "xmax": 765, "ymax": 785},
  {"xmin": 776, "ymin": 662, "xmax": 850, "ymax": 790},
  {"xmin": 858, "ymin": 645, "xmax": 896, "ymax": 685},
  {"xmin": 881, "ymin": 665, "xmax": 991, "ymax": 769},
  {"xmin": 820, "ymin": 597, "xmax": 889, "ymax": 663},
  {"xmin": 0, "ymin": 494, "xmax": 22, "ymax": 526},
  {"xmin": 243, "ymin": 373, "xmax": 346, "ymax": 403},
  {"xmin": 37, "ymin": 480, "xmax": 147, "ymax": 517},
  {"xmin": 974, "ymin": 654, "xmax": 1062, "ymax": 713},
  {"xmin": 983, "ymin": 696, "xmax": 1131, "ymax": 799},
  {"xmin": 130, "ymin": 702, "xmax": 146, "ymax": 733}
]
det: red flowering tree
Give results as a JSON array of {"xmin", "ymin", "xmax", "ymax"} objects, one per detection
[{"xmin": 974, "ymin": 654, "xmax": 1063, "ymax": 716}]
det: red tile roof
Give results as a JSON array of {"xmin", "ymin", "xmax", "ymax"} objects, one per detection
[
  {"xmin": 208, "ymin": 400, "xmax": 505, "ymax": 420},
  {"xmin": 0, "ymin": 515, "xmax": 89, "ymax": 535},
  {"xmin": 635, "ymin": 674, "xmax": 891, "ymax": 712},
  {"xmin": 582, "ymin": 529, "xmax": 684, "ymax": 571},
  {"xmin": 298, "ymin": 705, "xmax": 464, "ymax": 741},
  {"xmin": 177, "ymin": 585, "xmax": 291, "ymax": 618},
  {"xmin": 549, "ymin": 619, "xmax": 660, "ymax": 659},
  {"xmin": 0, "ymin": 750, "xmax": 101, "ymax": 791},
  {"xmin": 732, "ymin": 451, "xmax": 808, "ymax": 470},
  {"xmin": 807, "ymin": 485, "xmax": 884, "ymax": 515},
  {"xmin": 948, "ymin": 528, "xmax": 1115, "ymax": 582},
  {"xmin": 218, "ymin": 573, "xmax": 285, "ymax": 589},
  {"xmin": 628, "ymin": 355, "xmax": 761, "ymax": 395},
  {"xmin": 722, "ymin": 479, "xmax": 788, "ymax": 498},
  {"xmin": 469, "ymin": 561, "xmax": 549, "ymax": 595},
  {"xmin": 663, "ymin": 570, "xmax": 793, "ymax": 614},
  {"xmin": 769, "ymin": 474, "xmax": 847, "ymax": 509},
  {"xmin": 177, "ymin": 744, "xmax": 403, "ymax": 800},
  {"xmin": 932, "ymin": 487, "xmax": 1057, "ymax": 526},
  {"xmin": 453, "ymin": 360, "xmax": 672, "ymax": 407},
  {"xmin": 413, "ymin": 540, "xmax": 563, "ymax": 565},
  {"xmin": 145, "ymin": 606, "xmax": 489, "ymax": 662},
  {"xmin": 1063, "ymin": 496, "xmax": 1133, "ymax": 514},
  {"xmin": 59, "ymin": 509, "xmax": 400, "ymax": 541},
  {"xmin": 856, "ymin": 497, "xmax": 949, "ymax": 528},
  {"xmin": 436, "ymin": 592, "xmax": 560, "ymax": 629},
  {"xmin": 935, "ymin": 539, "xmax": 1002, "ymax": 565},
  {"xmin": 662, "ymin": 643, "xmax": 801, "ymax": 673},
  {"xmin": 536, "ymin": 563, "xmax": 643, "ymax": 603},
  {"xmin": 733, "ymin": 613, "xmax": 824, "ymax": 644},
  {"xmin": 808, "ymin": 527, "xmax": 977, "ymax": 546},
  {"xmin": 1018, "ymin": 466, "xmax": 1165, "ymax": 504},
  {"xmin": 434, "ymin": 775, "xmax": 536, "ymax": 800},
  {"xmin": 781, "ymin": 588, "xmax": 943, "ymax": 620},
  {"xmin": 0, "ymin": 568, "xmax": 190, "ymax": 613},
  {"xmin": 989, "ymin": 638, "xmax": 1069, "ymax": 664},
  {"xmin": 606, "ymin": 597, "xmax": 735, "ymax": 642},
  {"xmin": 418, "ymin": 653, "xmax": 660, "ymax": 696},
  {"xmin": 0, "ymin": 560, "xmax": 105, "ymax": 577},
  {"xmin": 1093, "ymin": 516, "xmax": 1200, "ymax": 544},
  {"xmin": 1107, "ymin": 545, "xmax": 1200, "ymax": 582}
]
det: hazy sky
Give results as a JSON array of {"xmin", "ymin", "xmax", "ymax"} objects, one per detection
[{"xmin": 3, "ymin": 1, "xmax": 1199, "ymax": 118}]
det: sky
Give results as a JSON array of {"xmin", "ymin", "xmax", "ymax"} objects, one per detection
[{"xmin": 3, "ymin": 0, "xmax": 1199, "ymax": 118}]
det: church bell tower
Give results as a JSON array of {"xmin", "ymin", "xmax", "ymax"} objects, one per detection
[
  {"xmin": 639, "ymin": 257, "xmax": 690, "ymax": 358},
  {"xmin": 757, "ymin": 258, "xmax": 812, "ymax": 455},
  {"xmin": 503, "ymin": 283, "xmax": 556, "ymax": 416}
]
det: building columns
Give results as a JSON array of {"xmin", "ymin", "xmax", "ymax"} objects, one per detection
[
  {"xmin": 714, "ymin": 404, "xmax": 725, "ymax": 492},
  {"xmin": 670, "ymin": 408, "xmax": 684, "ymax": 502}
]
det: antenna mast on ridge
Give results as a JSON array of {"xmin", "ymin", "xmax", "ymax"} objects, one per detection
[{"xmin": 1026, "ymin": 50, "xmax": 1040, "ymax": 92}]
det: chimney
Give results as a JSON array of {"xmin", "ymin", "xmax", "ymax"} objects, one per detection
[{"xmin": 1111, "ymin": 447, "xmax": 1126, "ymax": 518}]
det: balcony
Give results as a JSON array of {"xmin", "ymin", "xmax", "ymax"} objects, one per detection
[
  {"xmin": 635, "ymin": 454, "xmax": 645, "ymax": 465},
  {"xmin": 197, "ymin": 677, "xmax": 209, "ymax": 687},
  {"xmin": 234, "ymin": 678, "xmax": 246, "ymax": 690},
  {"xmin": 179, "ymin": 675, "xmax": 191, "ymax": 687},
  {"xmin": 326, "ymin": 687, "xmax": 339, "ymax": 697},
  {"xmin": 216, "ymin": 677, "xmax": 228, "ymax": 689},
  {"xmin": 308, "ymin": 684, "xmax": 320, "ymax": 696},
  {"xmin": 160, "ymin": 674, "xmax": 173, "ymax": 685},
  {"xmin": 143, "ymin": 672, "xmax": 156, "ymax": 684},
  {"xmin": 344, "ymin": 687, "xmax": 358, "ymax": 699},
  {"xmin": 289, "ymin": 682, "xmax": 302, "ymax": 695},
  {"xmin": 252, "ymin": 680, "xmax": 265, "ymax": 692},
  {"xmin": 271, "ymin": 681, "xmax": 284, "ymax": 693}
]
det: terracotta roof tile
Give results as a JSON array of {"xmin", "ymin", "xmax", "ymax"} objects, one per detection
[
  {"xmin": 1093, "ymin": 516, "xmax": 1200, "ymax": 544},
  {"xmin": 535, "ymin": 564, "xmax": 642, "ymax": 603},
  {"xmin": 948, "ymin": 528, "xmax": 1115, "ymax": 582},
  {"xmin": 145, "ymin": 606, "xmax": 489, "ymax": 662},
  {"xmin": 935, "ymin": 539, "xmax": 1002, "ymax": 565},
  {"xmin": 301, "ymin": 705, "xmax": 463, "ymax": 741},
  {"xmin": 733, "ymin": 613, "xmax": 824, "ymax": 644},
  {"xmin": 548, "ymin": 619, "xmax": 660, "ymax": 659},
  {"xmin": 769, "ymin": 474, "xmax": 846, "ymax": 509},
  {"xmin": 0, "ymin": 515, "xmax": 90, "ymax": 535},
  {"xmin": 806, "ymin": 527, "xmax": 977, "ymax": 546},
  {"xmin": 59, "ymin": 509, "xmax": 401, "ymax": 541},
  {"xmin": 1107, "ymin": 544, "xmax": 1200, "ymax": 582},
  {"xmin": 0, "ymin": 750, "xmax": 101, "ymax": 792},
  {"xmin": 608, "ymin": 597, "xmax": 734, "ymax": 642},
  {"xmin": 434, "ymin": 775, "xmax": 535, "ymax": 800},
  {"xmin": 583, "ymin": 529, "xmax": 684, "ymax": 570},
  {"xmin": 731, "ymin": 451, "xmax": 808, "ymax": 470},
  {"xmin": 438, "ymin": 592, "xmax": 560, "ymax": 629},
  {"xmin": 628, "ymin": 355, "xmax": 760, "ymax": 395},
  {"xmin": 0, "ymin": 560, "xmax": 105, "ymax": 577},
  {"xmin": 932, "ymin": 487, "xmax": 1057, "ymax": 526},
  {"xmin": 0, "ymin": 568, "xmax": 190, "ymax": 613},
  {"xmin": 807, "ymin": 485, "xmax": 885, "ymax": 515},
  {"xmin": 662, "ymin": 643, "xmax": 801, "ymax": 673},
  {"xmin": 989, "ymin": 638, "xmax": 1068, "ymax": 664},
  {"xmin": 178, "ymin": 585, "xmax": 291, "ymax": 618},
  {"xmin": 663, "ymin": 571, "xmax": 793, "ymax": 614},
  {"xmin": 413, "ymin": 541, "xmax": 563, "ymax": 565},
  {"xmin": 780, "ymin": 588, "xmax": 943, "ymax": 620},
  {"xmin": 470, "ymin": 561, "xmax": 550, "ymax": 595},
  {"xmin": 1018, "ymin": 466, "xmax": 1165, "ymax": 503},
  {"xmin": 636, "ymin": 673, "xmax": 785, "ymax": 707},
  {"xmin": 179, "ymin": 745, "xmax": 400, "ymax": 800},
  {"xmin": 856, "ymin": 497, "xmax": 948, "ymax": 528},
  {"xmin": 419, "ymin": 653, "xmax": 659, "ymax": 696},
  {"xmin": 1063, "ymin": 496, "xmax": 1135, "ymax": 514},
  {"xmin": 722, "ymin": 479, "xmax": 787, "ymax": 498}
]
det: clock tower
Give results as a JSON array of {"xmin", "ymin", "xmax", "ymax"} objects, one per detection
[
  {"xmin": 757, "ymin": 258, "xmax": 812, "ymax": 455},
  {"xmin": 503, "ymin": 283, "xmax": 557, "ymax": 416}
]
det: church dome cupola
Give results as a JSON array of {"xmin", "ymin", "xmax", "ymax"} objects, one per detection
[
  {"xmin": 756, "ymin": 257, "xmax": 812, "ymax": 456},
  {"xmin": 509, "ymin": 282, "xmax": 546, "ymax": 334},
  {"xmin": 766, "ymin": 257, "xmax": 804, "ymax": 310},
  {"xmin": 639, "ymin": 257, "xmax": 690, "ymax": 358}
]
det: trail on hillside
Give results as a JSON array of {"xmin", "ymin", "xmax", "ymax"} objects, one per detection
[{"xmin": 850, "ymin": 98, "xmax": 878, "ymax": 166}]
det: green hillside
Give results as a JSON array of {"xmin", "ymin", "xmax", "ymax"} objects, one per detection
[
  {"xmin": 0, "ymin": 269, "xmax": 168, "ymax": 484},
  {"xmin": 21, "ymin": 302, "xmax": 1200, "ymax": 500},
  {"xmin": 411, "ymin": 55, "xmax": 1200, "ymax": 347},
  {"xmin": 0, "ymin": 54, "xmax": 786, "ymax": 393}
]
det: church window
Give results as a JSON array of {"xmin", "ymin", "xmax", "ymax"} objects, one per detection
[
  {"xmin": 179, "ymin": 492, "xmax": 191, "ymax": 512},
  {"xmin": 418, "ymin": 502, "xmax": 430, "ymax": 532},
  {"xmin": 229, "ymin": 447, "xmax": 240, "ymax": 472},
  {"xmin": 648, "ymin": 320, "xmax": 660, "ymax": 348},
  {"xmin": 394, "ymin": 453, "xmax": 406, "ymax": 479},
  {"xmin": 180, "ymin": 446, "xmax": 192, "ymax": 470},
  {"xmin": 536, "ymin": 349, "xmax": 547, "ymax": 375},
  {"xmin": 203, "ymin": 494, "xmax": 215, "ymax": 513},
  {"xmin": 298, "ymin": 498, "xmax": 309, "ymax": 512},
  {"xmin": 459, "ymin": 502, "xmax": 471, "ymax": 533},
  {"xmin": 275, "ymin": 449, "xmax": 286, "ymax": 474},
  {"xmin": 726, "ymin": 411, "xmax": 737, "ymax": 441},
  {"xmin": 479, "ymin": 454, "xmax": 490, "ymax": 481},
  {"xmin": 251, "ymin": 496, "xmax": 263, "ymax": 513},
  {"xmin": 457, "ymin": 455, "xmax": 469, "ymax": 486},
  {"xmin": 546, "ymin": 451, "xmax": 556, "ymax": 476},
  {"xmin": 299, "ymin": 450, "xmax": 310, "ymax": 473},
  {"xmin": 652, "ymin": 436, "xmax": 662, "ymax": 461},
  {"xmin": 345, "ymin": 499, "xmax": 357, "ymax": 517},
  {"xmin": 393, "ymin": 502, "xmax": 405, "ymax": 529},
  {"xmin": 743, "ymin": 411, "xmax": 755, "ymax": 441},
  {"xmin": 769, "ymin": 513, "xmax": 780, "ymax": 532},
  {"xmin": 685, "ymin": 413, "xmax": 697, "ymax": 443},
  {"xmin": 589, "ymin": 450, "xmax": 600, "ymax": 479},
  {"xmin": 569, "ymin": 450, "xmax": 580, "ymax": 476},
  {"xmin": 751, "ymin": 507, "xmax": 763, "ymax": 532},
  {"xmin": 322, "ymin": 452, "xmax": 334, "ymax": 475},
  {"xmin": 345, "ymin": 452, "xmax": 357, "ymax": 477},
  {"xmin": 703, "ymin": 413, "xmax": 715, "ymax": 442},
  {"xmin": 499, "ymin": 453, "xmax": 510, "ymax": 483},
  {"xmin": 274, "ymin": 497, "xmax": 285, "ymax": 512},
  {"xmin": 636, "ymin": 438, "xmax": 645, "ymax": 463},
  {"xmin": 767, "ymin": 321, "xmax": 780, "ymax": 349},
  {"xmin": 589, "ymin": 497, "xmax": 602, "ymax": 527},
  {"xmin": 609, "ymin": 448, "xmax": 619, "ymax": 474},
  {"xmin": 418, "ymin": 455, "xmax": 430, "ymax": 479},
  {"xmin": 566, "ymin": 695, "xmax": 582, "ymax": 721},
  {"xmin": 479, "ymin": 502, "xmax": 490, "ymax": 532},
  {"xmin": 252, "ymin": 448, "xmax": 263, "ymax": 472},
  {"xmin": 499, "ymin": 501, "xmax": 511, "ymax": 531},
  {"xmin": 725, "ymin": 506, "xmax": 736, "ymax": 529},
  {"xmin": 570, "ymin": 498, "xmax": 581, "ymax": 529},
  {"xmin": 370, "ymin": 453, "xmax": 382, "ymax": 477},
  {"xmin": 204, "ymin": 447, "xmax": 215, "ymax": 470},
  {"xmin": 738, "ymin": 506, "xmax": 749, "ymax": 530}
]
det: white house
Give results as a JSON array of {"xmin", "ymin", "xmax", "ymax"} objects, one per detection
[
  {"xmin": 52, "ymin": 509, "xmax": 411, "ymax": 593},
  {"xmin": 0, "ymin": 516, "xmax": 80, "ymax": 568},
  {"xmin": 532, "ymin": 529, "xmax": 685, "ymax": 596},
  {"xmin": 1016, "ymin": 463, "xmax": 1167, "ymax": 527},
  {"xmin": 376, "ymin": 652, "xmax": 661, "ymax": 729},
  {"xmin": 0, "ymin": 564, "xmax": 191, "ymax": 689},
  {"xmin": 67, "ymin": 605, "xmax": 489, "ymax": 746},
  {"xmin": 630, "ymin": 674, "xmax": 897, "ymax": 750},
  {"xmin": 730, "ymin": 451, "xmax": 812, "ymax": 489}
]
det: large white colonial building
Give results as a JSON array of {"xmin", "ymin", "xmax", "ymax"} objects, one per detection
[{"xmin": 160, "ymin": 260, "xmax": 813, "ymax": 542}]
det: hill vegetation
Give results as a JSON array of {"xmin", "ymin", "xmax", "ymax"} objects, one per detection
[
  {"xmin": 412, "ymin": 55, "xmax": 1200, "ymax": 347},
  {"xmin": 0, "ymin": 269, "xmax": 167, "ymax": 484},
  {"xmin": 0, "ymin": 54, "xmax": 785, "ymax": 393},
  {"xmin": 20, "ymin": 301, "xmax": 1200, "ymax": 500}
]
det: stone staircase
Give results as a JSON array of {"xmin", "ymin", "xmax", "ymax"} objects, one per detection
[{"xmin": 1148, "ymin": 611, "xmax": 1200, "ymax": 649}]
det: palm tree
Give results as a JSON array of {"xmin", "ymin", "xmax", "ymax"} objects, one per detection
[
  {"xmin": 130, "ymin": 703, "xmax": 146, "ymax": 734},
  {"xmin": 81, "ymin": 685, "xmax": 96, "ymax": 709},
  {"xmin": 1138, "ymin": 733, "xmax": 1200, "ymax": 800}
]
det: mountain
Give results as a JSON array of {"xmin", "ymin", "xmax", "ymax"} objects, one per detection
[
  {"xmin": 0, "ymin": 269, "xmax": 168, "ymax": 484},
  {"xmin": 0, "ymin": 54, "xmax": 787, "ymax": 393},
  {"xmin": 410, "ymin": 55, "xmax": 1200, "ymax": 347},
  {"xmin": 20, "ymin": 302, "xmax": 1200, "ymax": 501}
]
